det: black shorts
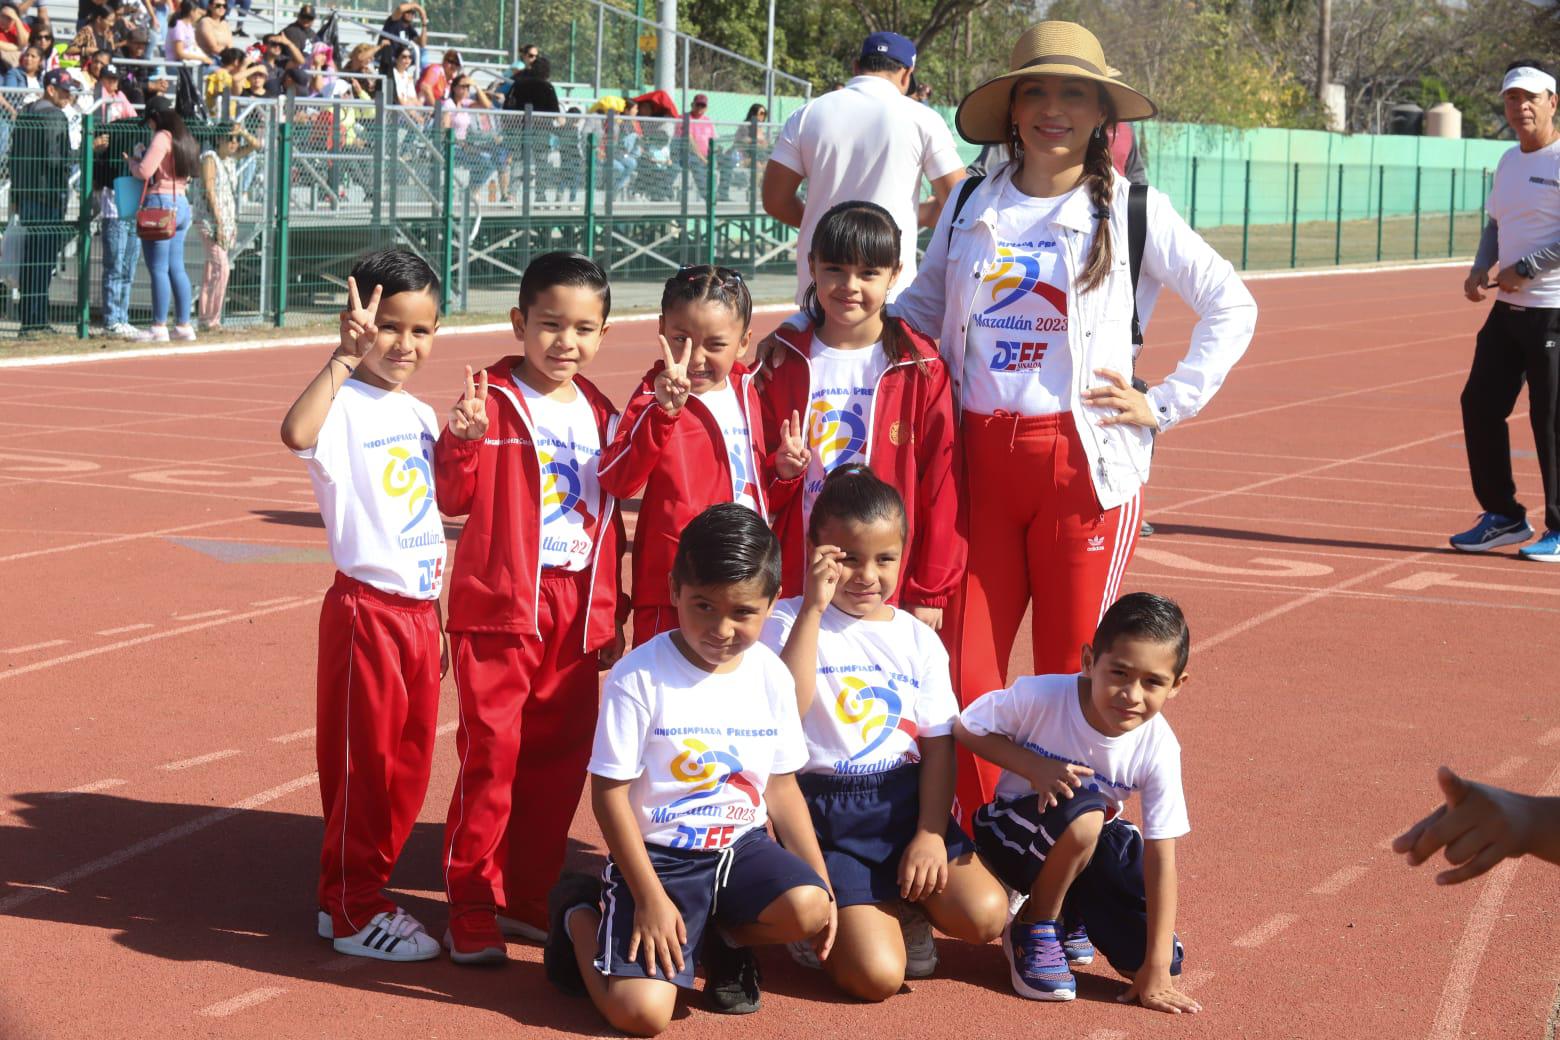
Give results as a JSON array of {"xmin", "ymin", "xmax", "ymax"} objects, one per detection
[
  {"xmin": 798, "ymin": 764, "xmax": 977, "ymax": 908},
  {"xmin": 594, "ymin": 828, "xmax": 827, "ymax": 989},
  {"xmin": 973, "ymin": 791, "xmax": 1184, "ymax": 976}
]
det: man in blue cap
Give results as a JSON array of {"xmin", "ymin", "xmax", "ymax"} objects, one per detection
[{"xmin": 763, "ymin": 30, "xmax": 965, "ymax": 305}]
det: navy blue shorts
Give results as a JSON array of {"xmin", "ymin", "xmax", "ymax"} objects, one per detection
[
  {"xmin": 594, "ymin": 828, "xmax": 827, "ymax": 989},
  {"xmin": 972, "ymin": 791, "xmax": 1184, "ymax": 976},
  {"xmin": 798, "ymin": 764, "xmax": 978, "ymax": 909}
]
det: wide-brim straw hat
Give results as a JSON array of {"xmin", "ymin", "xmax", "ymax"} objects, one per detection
[{"xmin": 955, "ymin": 21, "xmax": 1157, "ymax": 144}]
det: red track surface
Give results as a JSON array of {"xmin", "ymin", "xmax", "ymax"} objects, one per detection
[{"xmin": 3, "ymin": 267, "xmax": 1558, "ymax": 1040}]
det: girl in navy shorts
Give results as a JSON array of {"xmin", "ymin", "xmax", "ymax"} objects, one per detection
[{"xmin": 761, "ymin": 466, "xmax": 1007, "ymax": 1001}]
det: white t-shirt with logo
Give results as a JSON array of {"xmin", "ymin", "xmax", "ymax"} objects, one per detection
[
  {"xmin": 293, "ymin": 379, "xmax": 446, "ymax": 599},
  {"xmin": 589, "ymin": 634, "xmax": 809, "ymax": 850},
  {"xmin": 959, "ymin": 673, "xmax": 1189, "ymax": 840},
  {"xmin": 697, "ymin": 382, "xmax": 761, "ymax": 515},
  {"xmin": 519, "ymin": 381, "xmax": 602, "ymax": 572},
  {"xmin": 761, "ymin": 597, "xmax": 958, "ymax": 776},
  {"xmin": 1487, "ymin": 139, "xmax": 1560, "ymax": 308},
  {"xmin": 803, "ymin": 340, "xmax": 889, "ymax": 522},
  {"xmin": 962, "ymin": 181, "xmax": 1078, "ymax": 417}
]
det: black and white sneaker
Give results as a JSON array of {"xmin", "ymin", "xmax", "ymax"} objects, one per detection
[
  {"xmin": 702, "ymin": 930, "xmax": 761, "ymax": 1014},
  {"xmin": 333, "ymin": 909, "xmax": 441, "ymax": 962},
  {"xmin": 544, "ymin": 873, "xmax": 602, "ymax": 997}
]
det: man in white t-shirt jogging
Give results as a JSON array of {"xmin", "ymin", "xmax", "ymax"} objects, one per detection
[
  {"xmin": 1455, "ymin": 60, "xmax": 1560, "ymax": 561},
  {"xmin": 761, "ymin": 32, "xmax": 966, "ymax": 305}
]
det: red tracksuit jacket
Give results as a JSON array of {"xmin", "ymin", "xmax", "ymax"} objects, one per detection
[
  {"xmin": 598, "ymin": 361, "xmax": 799, "ymax": 610},
  {"xmin": 435, "ymin": 358, "xmax": 625, "ymax": 650},
  {"xmin": 760, "ymin": 319, "xmax": 964, "ymax": 608}
]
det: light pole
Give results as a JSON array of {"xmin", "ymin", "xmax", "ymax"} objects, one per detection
[
  {"xmin": 656, "ymin": 0, "xmax": 676, "ymax": 94},
  {"xmin": 765, "ymin": 0, "xmax": 775, "ymax": 118}
]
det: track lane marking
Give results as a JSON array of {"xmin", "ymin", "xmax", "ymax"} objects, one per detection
[
  {"xmin": 270, "ymin": 727, "xmax": 316, "ymax": 744},
  {"xmin": 159, "ymin": 749, "xmax": 242, "ymax": 771},
  {"xmin": 170, "ymin": 609, "xmax": 232, "ymax": 621},
  {"xmin": 1310, "ymin": 864, "xmax": 1371, "ymax": 897},
  {"xmin": 0, "ymin": 513, "xmax": 265, "ymax": 564},
  {"xmin": 2, "ymin": 639, "xmax": 68, "ymax": 654},
  {"xmin": 42, "ymin": 779, "xmax": 128, "ymax": 798},
  {"xmin": 1231, "ymin": 913, "xmax": 1299, "ymax": 948},
  {"xmin": 198, "ymin": 987, "xmax": 288, "ymax": 1017},
  {"xmin": 1487, "ymin": 755, "xmax": 1529, "ymax": 780},
  {"xmin": 1539, "ymin": 727, "xmax": 1560, "ymax": 748},
  {"xmin": 94, "ymin": 623, "xmax": 154, "ymax": 636}
]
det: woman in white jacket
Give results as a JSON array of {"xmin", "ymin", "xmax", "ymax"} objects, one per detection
[{"xmin": 891, "ymin": 22, "xmax": 1257, "ymax": 812}]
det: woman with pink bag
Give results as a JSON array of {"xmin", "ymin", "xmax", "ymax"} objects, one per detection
[{"xmin": 129, "ymin": 101, "xmax": 200, "ymax": 342}]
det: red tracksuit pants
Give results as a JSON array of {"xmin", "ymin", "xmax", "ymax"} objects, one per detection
[
  {"xmin": 316, "ymin": 572, "xmax": 441, "ymax": 937},
  {"xmin": 442, "ymin": 567, "xmax": 600, "ymax": 922},
  {"xmin": 631, "ymin": 605, "xmax": 678, "ymax": 648},
  {"xmin": 945, "ymin": 412, "xmax": 1141, "ymax": 821}
]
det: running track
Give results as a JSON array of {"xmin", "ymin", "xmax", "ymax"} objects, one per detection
[{"xmin": 2, "ymin": 266, "xmax": 1558, "ymax": 1040}]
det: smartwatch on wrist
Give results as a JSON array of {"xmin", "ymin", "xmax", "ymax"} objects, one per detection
[{"xmin": 1515, "ymin": 257, "xmax": 1535, "ymax": 280}]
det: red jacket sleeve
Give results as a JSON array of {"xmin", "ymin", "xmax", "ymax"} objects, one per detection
[
  {"xmin": 434, "ymin": 420, "xmax": 484, "ymax": 518},
  {"xmin": 597, "ymin": 374, "xmax": 677, "ymax": 499},
  {"xmin": 901, "ymin": 361, "xmax": 964, "ymax": 609}
]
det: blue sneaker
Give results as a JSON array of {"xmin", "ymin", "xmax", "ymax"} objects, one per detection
[
  {"xmin": 1449, "ymin": 512, "xmax": 1533, "ymax": 552},
  {"xmin": 1518, "ymin": 529, "xmax": 1560, "ymax": 562},
  {"xmin": 1061, "ymin": 917, "xmax": 1094, "ymax": 965},
  {"xmin": 1003, "ymin": 918, "xmax": 1075, "ymax": 1001}
]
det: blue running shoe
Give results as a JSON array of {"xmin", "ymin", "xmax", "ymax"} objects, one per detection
[
  {"xmin": 1519, "ymin": 529, "xmax": 1560, "ymax": 562},
  {"xmin": 1061, "ymin": 917, "xmax": 1094, "ymax": 965},
  {"xmin": 1449, "ymin": 512, "xmax": 1533, "ymax": 552},
  {"xmin": 1003, "ymin": 919, "xmax": 1075, "ymax": 1001}
]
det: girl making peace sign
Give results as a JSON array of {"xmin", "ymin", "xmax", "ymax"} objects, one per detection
[{"xmin": 598, "ymin": 266, "xmax": 810, "ymax": 646}]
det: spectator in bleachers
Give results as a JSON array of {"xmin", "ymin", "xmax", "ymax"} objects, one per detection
[
  {"xmin": 305, "ymin": 41, "xmax": 342, "ymax": 97},
  {"xmin": 609, "ymin": 97, "xmax": 641, "ymax": 193},
  {"xmin": 66, "ymin": 3, "xmax": 114, "ymax": 60},
  {"xmin": 0, "ymin": 2, "xmax": 31, "ymax": 66},
  {"xmin": 92, "ymin": 100, "xmax": 148, "ymax": 338},
  {"xmin": 193, "ymin": 0, "xmax": 231, "ymax": 65},
  {"xmin": 195, "ymin": 120, "xmax": 256, "ymax": 329},
  {"xmin": 115, "ymin": 27, "xmax": 152, "ymax": 104},
  {"xmin": 92, "ymin": 60, "xmax": 132, "ymax": 119},
  {"xmin": 681, "ymin": 91, "xmax": 713, "ymax": 161},
  {"xmin": 376, "ymin": 0, "xmax": 424, "ymax": 76},
  {"xmin": 518, "ymin": 41, "xmax": 536, "ymax": 67},
  {"xmin": 203, "ymin": 46, "xmax": 249, "ymax": 115},
  {"xmin": 280, "ymin": 4, "xmax": 315, "ymax": 56},
  {"xmin": 144, "ymin": 0, "xmax": 170, "ymax": 75},
  {"xmin": 388, "ymin": 43, "xmax": 416, "ymax": 105},
  {"xmin": 501, "ymin": 52, "xmax": 557, "ymax": 112},
  {"xmin": 1, "ymin": 40, "xmax": 42, "ymax": 92},
  {"xmin": 440, "ymin": 72, "xmax": 499, "ymax": 202},
  {"xmin": 239, "ymin": 60, "xmax": 267, "ymax": 98},
  {"xmin": 12, "ymin": 68, "xmax": 74, "ymax": 335},
  {"xmin": 341, "ymin": 41, "xmax": 378, "ymax": 99},
  {"xmin": 416, "ymin": 47, "xmax": 457, "ymax": 106},
  {"xmin": 164, "ymin": 1, "xmax": 209, "ymax": 65}
]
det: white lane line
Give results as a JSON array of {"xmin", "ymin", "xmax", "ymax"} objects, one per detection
[
  {"xmin": 1177, "ymin": 968, "xmax": 1215, "ymax": 994},
  {"xmin": 0, "ymin": 599, "xmax": 314, "ymax": 685},
  {"xmin": 0, "ymin": 772, "xmax": 317, "ymax": 913},
  {"xmin": 159, "ymin": 749, "xmax": 242, "ymax": 771},
  {"xmin": 1487, "ymin": 755, "xmax": 1529, "ymax": 781},
  {"xmin": 270, "ymin": 727, "xmax": 315, "ymax": 744},
  {"xmin": 94, "ymin": 623, "xmax": 154, "ymax": 636},
  {"xmin": 44, "ymin": 779, "xmax": 128, "ymax": 798},
  {"xmin": 170, "ymin": 609, "xmax": 231, "ymax": 621},
  {"xmin": 0, "ymin": 513, "xmax": 263, "ymax": 564},
  {"xmin": 1539, "ymin": 727, "xmax": 1560, "ymax": 747},
  {"xmin": 1084, "ymin": 1030, "xmax": 1128, "ymax": 1040},
  {"xmin": 1310, "ymin": 864, "xmax": 1371, "ymax": 897},
  {"xmin": 1427, "ymin": 758, "xmax": 1560, "ymax": 1040},
  {"xmin": 2, "ymin": 639, "xmax": 68, "ymax": 654},
  {"xmin": 198, "ymin": 987, "xmax": 288, "ymax": 1017},
  {"xmin": 1231, "ymin": 913, "xmax": 1299, "ymax": 948},
  {"xmin": 252, "ymin": 595, "xmax": 305, "ymax": 607}
]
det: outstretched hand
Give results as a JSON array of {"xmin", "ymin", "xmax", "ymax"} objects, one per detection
[
  {"xmin": 1392, "ymin": 766, "xmax": 1540, "ymax": 885},
  {"xmin": 338, "ymin": 276, "xmax": 382, "ymax": 358},
  {"xmin": 654, "ymin": 334, "xmax": 692, "ymax": 414},
  {"xmin": 775, "ymin": 409, "xmax": 811, "ymax": 479},
  {"xmin": 449, "ymin": 365, "xmax": 490, "ymax": 441}
]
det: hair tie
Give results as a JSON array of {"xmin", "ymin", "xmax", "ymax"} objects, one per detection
[{"xmin": 1093, "ymin": 208, "xmax": 1112, "ymax": 221}]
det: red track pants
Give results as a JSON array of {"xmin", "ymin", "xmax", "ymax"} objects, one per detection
[
  {"xmin": 316, "ymin": 572, "xmax": 441, "ymax": 937},
  {"xmin": 945, "ymin": 412, "xmax": 1141, "ymax": 822},
  {"xmin": 442, "ymin": 568, "xmax": 600, "ymax": 921},
  {"xmin": 631, "ymin": 605, "xmax": 678, "ymax": 648}
]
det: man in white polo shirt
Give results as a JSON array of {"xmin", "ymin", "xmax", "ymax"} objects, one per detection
[
  {"xmin": 1455, "ymin": 59, "xmax": 1560, "ymax": 561},
  {"xmin": 762, "ymin": 32, "xmax": 965, "ymax": 304}
]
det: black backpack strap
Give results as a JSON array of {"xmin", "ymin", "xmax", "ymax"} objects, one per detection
[
  {"xmin": 947, "ymin": 174, "xmax": 986, "ymax": 248},
  {"xmin": 1128, "ymin": 182, "xmax": 1147, "ymax": 346}
]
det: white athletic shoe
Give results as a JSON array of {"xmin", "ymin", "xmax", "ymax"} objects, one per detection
[
  {"xmin": 786, "ymin": 939, "xmax": 822, "ymax": 970},
  {"xmin": 170, "ymin": 324, "xmax": 197, "ymax": 342},
  {"xmin": 496, "ymin": 914, "xmax": 547, "ymax": 943},
  {"xmin": 109, "ymin": 322, "xmax": 141, "ymax": 340},
  {"xmin": 317, "ymin": 910, "xmax": 332, "ymax": 939},
  {"xmin": 895, "ymin": 903, "xmax": 937, "ymax": 979},
  {"xmin": 137, "ymin": 325, "xmax": 170, "ymax": 343},
  {"xmin": 332, "ymin": 909, "xmax": 441, "ymax": 962}
]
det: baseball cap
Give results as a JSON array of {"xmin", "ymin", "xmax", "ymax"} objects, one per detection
[
  {"xmin": 42, "ymin": 68, "xmax": 78, "ymax": 93},
  {"xmin": 297, "ymin": 3, "xmax": 315, "ymax": 19},
  {"xmin": 860, "ymin": 31, "xmax": 915, "ymax": 69},
  {"xmin": 692, "ymin": 93, "xmax": 708, "ymax": 107},
  {"xmin": 1502, "ymin": 65, "xmax": 1556, "ymax": 97},
  {"xmin": 100, "ymin": 62, "xmax": 121, "ymax": 79}
]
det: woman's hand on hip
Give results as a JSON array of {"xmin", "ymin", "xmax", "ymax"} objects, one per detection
[{"xmin": 1085, "ymin": 368, "xmax": 1159, "ymax": 430}]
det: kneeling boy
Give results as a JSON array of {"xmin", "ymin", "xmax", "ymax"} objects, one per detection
[{"xmin": 954, "ymin": 592, "xmax": 1200, "ymax": 1014}]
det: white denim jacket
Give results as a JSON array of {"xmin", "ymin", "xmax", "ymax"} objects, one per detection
[{"xmin": 893, "ymin": 161, "xmax": 1258, "ymax": 512}]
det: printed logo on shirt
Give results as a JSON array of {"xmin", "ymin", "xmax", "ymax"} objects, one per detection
[
  {"xmin": 807, "ymin": 398, "xmax": 869, "ymax": 472},
  {"xmin": 1086, "ymin": 534, "xmax": 1105, "ymax": 553},
  {"xmin": 382, "ymin": 444, "xmax": 436, "ymax": 534},
  {"xmin": 538, "ymin": 446, "xmax": 593, "ymax": 524},
  {"xmin": 981, "ymin": 248, "xmax": 1070, "ymax": 318},
  {"xmin": 667, "ymin": 738, "xmax": 761, "ymax": 809},
  {"xmin": 835, "ymin": 675, "xmax": 919, "ymax": 764},
  {"xmin": 1530, "ymin": 176, "xmax": 1560, "ymax": 188},
  {"xmin": 726, "ymin": 436, "xmax": 758, "ymax": 505}
]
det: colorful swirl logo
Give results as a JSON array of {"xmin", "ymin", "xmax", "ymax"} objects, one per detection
[
  {"xmin": 982, "ymin": 248, "xmax": 1069, "ymax": 315},
  {"xmin": 667, "ymin": 738, "xmax": 761, "ymax": 807},
  {"xmin": 539, "ymin": 448, "xmax": 591, "ymax": 525},
  {"xmin": 381, "ymin": 445, "xmax": 435, "ymax": 534},
  {"xmin": 727, "ymin": 440, "xmax": 757, "ymax": 504},
  {"xmin": 808, "ymin": 400, "xmax": 868, "ymax": 471},
  {"xmin": 835, "ymin": 675, "xmax": 919, "ymax": 761}
]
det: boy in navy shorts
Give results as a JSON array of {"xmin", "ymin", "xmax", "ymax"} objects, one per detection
[
  {"xmin": 954, "ymin": 593, "xmax": 1200, "ymax": 1014},
  {"xmin": 545, "ymin": 504, "xmax": 835, "ymax": 1035}
]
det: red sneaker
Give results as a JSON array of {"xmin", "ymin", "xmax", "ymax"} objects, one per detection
[{"xmin": 444, "ymin": 908, "xmax": 508, "ymax": 965}]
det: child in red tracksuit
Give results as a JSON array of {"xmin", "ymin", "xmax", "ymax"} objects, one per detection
[
  {"xmin": 281, "ymin": 248, "xmax": 446, "ymax": 963},
  {"xmin": 599, "ymin": 265, "xmax": 810, "ymax": 647},
  {"xmin": 435, "ymin": 252, "xmax": 628, "ymax": 964},
  {"xmin": 760, "ymin": 200, "xmax": 963, "ymax": 632}
]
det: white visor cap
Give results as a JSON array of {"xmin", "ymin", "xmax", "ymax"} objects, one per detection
[{"xmin": 1502, "ymin": 66, "xmax": 1557, "ymax": 97}]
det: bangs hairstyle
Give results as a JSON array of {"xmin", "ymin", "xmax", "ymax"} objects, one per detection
[
  {"xmin": 806, "ymin": 464, "xmax": 907, "ymax": 544},
  {"xmin": 519, "ymin": 251, "xmax": 611, "ymax": 319},
  {"xmin": 1092, "ymin": 592, "xmax": 1190, "ymax": 676},
  {"xmin": 672, "ymin": 503, "xmax": 782, "ymax": 600},
  {"xmin": 661, "ymin": 265, "xmax": 752, "ymax": 331},
  {"xmin": 349, "ymin": 246, "xmax": 441, "ymax": 311},
  {"xmin": 803, "ymin": 201, "xmax": 922, "ymax": 371}
]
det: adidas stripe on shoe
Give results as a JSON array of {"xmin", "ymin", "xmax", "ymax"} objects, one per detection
[{"xmin": 332, "ymin": 909, "xmax": 440, "ymax": 962}]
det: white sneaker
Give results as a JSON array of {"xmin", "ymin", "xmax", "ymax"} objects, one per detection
[
  {"xmin": 170, "ymin": 324, "xmax": 197, "ymax": 341},
  {"xmin": 496, "ymin": 914, "xmax": 547, "ymax": 943},
  {"xmin": 109, "ymin": 322, "xmax": 140, "ymax": 341},
  {"xmin": 332, "ymin": 909, "xmax": 441, "ymax": 962},
  {"xmin": 317, "ymin": 909, "xmax": 332, "ymax": 939},
  {"xmin": 786, "ymin": 938, "xmax": 821, "ymax": 970},
  {"xmin": 895, "ymin": 902, "xmax": 937, "ymax": 979},
  {"xmin": 137, "ymin": 325, "xmax": 170, "ymax": 342}
]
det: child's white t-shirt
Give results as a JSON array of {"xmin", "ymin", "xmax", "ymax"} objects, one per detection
[
  {"xmin": 589, "ymin": 634, "xmax": 808, "ymax": 850},
  {"xmin": 803, "ymin": 339, "xmax": 888, "ymax": 523},
  {"xmin": 520, "ymin": 381, "xmax": 602, "ymax": 572},
  {"xmin": 959, "ymin": 673, "xmax": 1189, "ymax": 840},
  {"xmin": 961, "ymin": 181, "xmax": 1077, "ymax": 418},
  {"xmin": 760, "ymin": 597, "xmax": 958, "ymax": 776},
  {"xmin": 697, "ymin": 382, "xmax": 761, "ymax": 515},
  {"xmin": 293, "ymin": 379, "xmax": 446, "ymax": 599}
]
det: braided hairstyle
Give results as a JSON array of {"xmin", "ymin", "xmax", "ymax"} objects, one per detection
[{"xmin": 1009, "ymin": 81, "xmax": 1118, "ymax": 294}]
